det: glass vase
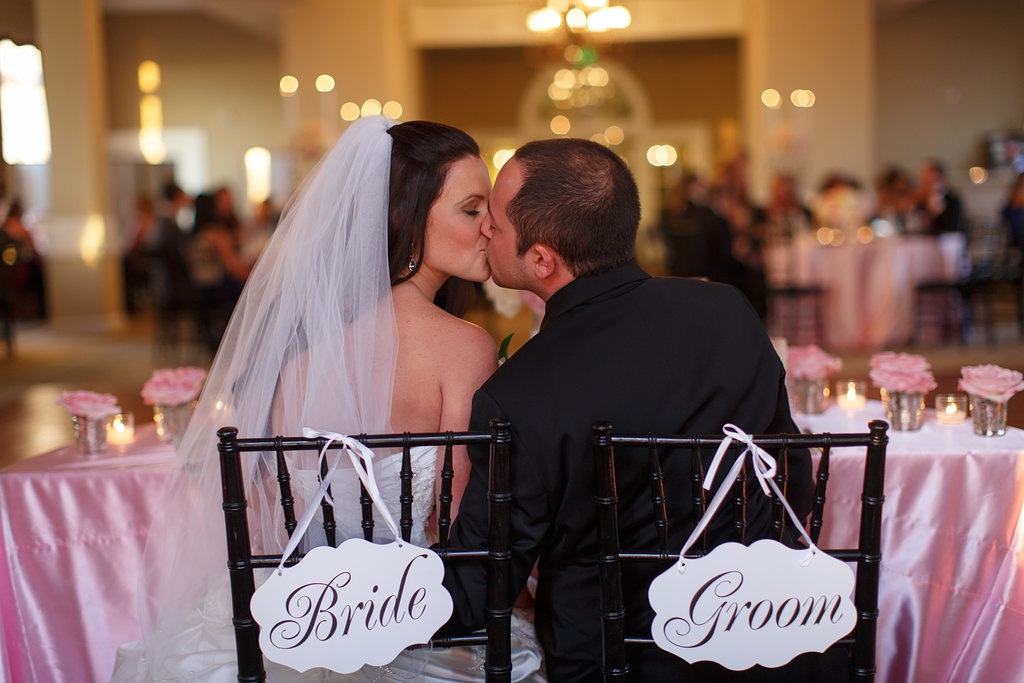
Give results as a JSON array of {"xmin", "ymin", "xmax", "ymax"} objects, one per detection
[
  {"xmin": 72, "ymin": 414, "xmax": 107, "ymax": 454},
  {"xmin": 886, "ymin": 391, "xmax": 925, "ymax": 431},
  {"xmin": 153, "ymin": 401, "xmax": 195, "ymax": 445},
  {"xmin": 970, "ymin": 396, "xmax": 1008, "ymax": 437},
  {"xmin": 789, "ymin": 377, "xmax": 830, "ymax": 414}
]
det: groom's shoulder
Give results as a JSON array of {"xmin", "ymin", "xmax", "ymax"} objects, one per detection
[{"xmin": 644, "ymin": 275, "xmax": 756, "ymax": 315}]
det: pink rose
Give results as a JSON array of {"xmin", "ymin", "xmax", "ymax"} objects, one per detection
[
  {"xmin": 141, "ymin": 367, "xmax": 208, "ymax": 406},
  {"xmin": 55, "ymin": 390, "xmax": 121, "ymax": 419},
  {"xmin": 869, "ymin": 351, "xmax": 931, "ymax": 373},
  {"xmin": 869, "ymin": 366, "xmax": 937, "ymax": 394},
  {"xmin": 958, "ymin": 364, "xmax": 1024, "ymax": 403},
  {"xmin": 787, "ymin": 345, "xmax": 842, "ymax": 380}
]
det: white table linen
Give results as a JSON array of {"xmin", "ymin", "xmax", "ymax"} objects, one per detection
[
  {"xmin": 0, "ymin": 425, "xmax": 175, "ymax": 683},
  {"xmin": 796, "ymin": 401, "xmax": 1024, "ymax": 682}
]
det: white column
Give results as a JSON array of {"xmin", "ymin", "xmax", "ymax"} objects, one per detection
[{"xmin": 34, "ymin": 0, "xmax": 123, "ymax": 330}]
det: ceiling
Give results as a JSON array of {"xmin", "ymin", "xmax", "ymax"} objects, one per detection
[
  {"xmin": 98, "ymin": 0, "xmax": 938, "ymax": 45},
  {"xmin": 0, "ymin": 0, "xmax": 940, "ymax": 49}
]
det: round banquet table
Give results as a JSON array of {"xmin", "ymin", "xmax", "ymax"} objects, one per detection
[{"xmin": 765, "ymin": 233, "xmax": 966, "ymax": 351}]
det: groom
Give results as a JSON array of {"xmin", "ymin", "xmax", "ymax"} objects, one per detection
[{"xmin": 445, "ymin": 139, "xmax": 834, "ymax": 681}]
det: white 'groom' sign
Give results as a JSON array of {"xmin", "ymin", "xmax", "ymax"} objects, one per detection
[
  {"xmin": 250, "ymin": 539, "xmax": 453, "ymax": 674},
  {"xmin": 648, "ymin": 539, "xmax": 856, "ymax": 670},
  {"xmin": 647, "ymin": 423, "xmax": 858, "ymax": 670}
]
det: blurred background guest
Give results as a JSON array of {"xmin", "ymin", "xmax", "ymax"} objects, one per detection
[
  {"xmin": 239, "ymin": 197, "xmax": 279, "ymax": 266},
  {"xmin": 713, "ymin": 152, "xmax": 768, "ymax": 319},
  {"xmin": 917, "ymin": 158, "xmax": 963, "ymax": 235},
  {"xmin": 144, "ymin": 182, "xmax": 193, "ymax": 349},
  {"xmin": 1, "ymin": 200, "xmax": 46, "ymax": 321},
  {"xmin": 659, "ymin": 172, "xmax": 742, "ymax": 287},
  {"xmin": 122, "ymin": 194, "xmax": 156, "ymax": 316},
  {"xmin": 874, "ymin": 166, "xmax": 916, "ymax": 234},
  {"xmin": 1002, "ymin": 172, "xmax": 1024, "ymax": 253},
  {"xmin": 763, "ymin": 172, "xmax": 812, "ymax": 240},
  {"xmin": 189, "ymin": 191, "xmax": 253, "ymax": 356}
]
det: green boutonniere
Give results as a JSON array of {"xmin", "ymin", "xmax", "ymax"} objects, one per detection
[{"xmin": 498, "ymin": 333, "xmax": 515, "ymax": 366}]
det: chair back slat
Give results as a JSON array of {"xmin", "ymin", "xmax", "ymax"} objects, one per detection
[
  {"xmin": 591, "ymin": 420, "xmax": 889, "ymax": 683},
  {"xmin": 437, "ymin": 437, "xmax": 455, "ymax": 549},
  {"xmin": 400, "ymin": 436, "xmax": 413, "ymax": 543},
  {"xmin": 689, "ymin": 440, "xmax": 707, "ymax": 556},
  {"xmin": 770, "ymin": 442, "xmax": 789, "ymax": 539},
  {"xmin": 317, "ymin": 440, "xmax": 336, "ymax": 547},
  {"xmin": 810, "ymin": 444, "xmax": 832, "ymax": 545},
  {"xmin": 647, "ymin": 439, "xmax": 669, "ymax": 555},
  {"xmin": 274, "ymin": 440, "xmax": 297, "ymax": 539},
  {"xmin": 732, "ymin": 456, "xmax": 747, "ymax": 543},
  {"xmin": 218, "ymin": 421, "xmax": 514, "ymax": 683},
  {"xmin": 359, "ymin": 466, "xmax": 374, "ymax": 542}
]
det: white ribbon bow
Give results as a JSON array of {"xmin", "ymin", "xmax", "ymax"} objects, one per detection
[
  {"xmin": 275, "ymin": 428, "xmax": 402, "ymax": 573},
  {"xmin": 677, "ymin": 423, "xmax": 818, "ymax": 565}
]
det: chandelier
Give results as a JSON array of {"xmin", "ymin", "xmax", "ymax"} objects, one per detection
[{"xmin": 526, "ymin": 0, "xmax": 631, "ymax": 36}]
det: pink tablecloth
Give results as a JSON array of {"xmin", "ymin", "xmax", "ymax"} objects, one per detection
[
  {"xmin": 797, "ymin": 402, "xmax": 1024, "ymax": 683},
  {"xmin": 0, "ymin": 426, "xmax": 175, "ymax": 683},
  {"xmin": 765, "ymin": 233, "xmax": 966, "ymax": 351}
]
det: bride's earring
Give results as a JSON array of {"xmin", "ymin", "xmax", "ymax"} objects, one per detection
[{"xmin": 408, "ymin": 255, "xmax": 417, "ymax": 273}]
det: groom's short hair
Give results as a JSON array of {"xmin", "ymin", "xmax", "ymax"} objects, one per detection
[{"xmin": 509, "ymin": 138, "xmax": 639, "ymax": 277}]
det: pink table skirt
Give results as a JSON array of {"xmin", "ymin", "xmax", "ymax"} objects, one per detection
[
  {"xmin": 0, "ymin": 425, "xmax": 175, "ymax": 683},
  {"xmin": 798, "ymin": 402, "xmax": 1024, "ymax": 682},
  {"xmin": 765, "ymin": 233, "xmax": 966, "ymax": 351}
]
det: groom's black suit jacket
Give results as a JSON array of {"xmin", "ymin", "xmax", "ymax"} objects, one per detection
[{"xmin": 446, "ymin": 264, "xmax": 828, "ymax": 682}]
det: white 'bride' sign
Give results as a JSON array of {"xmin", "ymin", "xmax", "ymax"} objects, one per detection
[
  {"xmin": 647, "ymin": 424, "xmax": 857, "ymax": 670},
  {"xmin": 248, "ymin": 428, "xmax": 453, "ymax": 674},
  {"xmin": 250, "ymin": 539, "xmax": 452, "ymax": 673},
  {"xmin": 649, "ymin": 539, "xmax": 856, "ymax": 670}
]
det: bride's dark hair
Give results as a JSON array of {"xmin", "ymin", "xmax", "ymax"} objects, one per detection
[{"xmin": 386, "ymin": 120, "xmax": 481, "ymax": 315}]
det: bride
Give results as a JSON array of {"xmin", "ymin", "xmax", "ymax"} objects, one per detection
[{"xmin": 111, "ymin": 116, "xmax": 544, "ymax": 682}]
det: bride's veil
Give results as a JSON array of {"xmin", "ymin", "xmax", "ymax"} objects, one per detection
[{"xmin": 130, "ymin": 115, "xmax": 398, "ymax": 678}]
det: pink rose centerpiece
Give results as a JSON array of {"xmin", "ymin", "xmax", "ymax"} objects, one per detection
[
  {"xmin": 958, "ymin": 364, "xmax": 1024, "ymax": 437},
  {"xmin": 142, "ymin": 367, "xmax": 207, "ymax": 443},
  {"xmin": 869, "ymin": 352, "xmax": 936, "ymax": 431},
  {"xmin": 55, "ymin": 390, "xmax": 122, "ymax": 454},
  {"xmin": 142, "ymin": 367, "xmax": 207, "ymax": 406},
  {"xmin": 787, "ymin": 345, "xmax": 842, "ymax": 381},
  {"xmin": 868, "ymin": 352, "xmax": 937, "ymax": 395},
  {"xmin": 958, "ymin": 364, "xmax": 1024, "ymax": 403},
  {"xmin": 786, "ymin": 345, "xmax": 842, "ymax": 414},
  {"xmin": 55, "ymin": 390, "xmax": 122, "ymax": 419}
]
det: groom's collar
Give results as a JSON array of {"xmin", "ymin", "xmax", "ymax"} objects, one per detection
[{"xmin": 540, "ymin": 262, "xmax": 650, "ymax": 331}]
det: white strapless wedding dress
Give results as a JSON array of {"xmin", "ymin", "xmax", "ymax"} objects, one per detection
[{"xmin": 111, "ymin": 446, "xmax": 545, "ymax": 682}]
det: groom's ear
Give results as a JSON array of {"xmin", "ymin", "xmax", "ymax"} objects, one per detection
[{"xmin": 531, "ymin": 244, "xmax": 569, "ymax": 280}]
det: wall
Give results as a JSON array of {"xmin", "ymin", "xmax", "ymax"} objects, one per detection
[
  {"xmin": 103, "ymin": 12, "xmax": 283, "ymax": 215},
  {"xmin": 743, "ymin": 0, "xmax": 875, "ymax": 203},
  {"xmin": 875, "ymin": 0, "xmax": 1024, "ymax": 176}
]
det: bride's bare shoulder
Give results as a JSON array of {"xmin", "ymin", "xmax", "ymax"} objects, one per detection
[{"xmin": 393, "ymin": 286, "xmax": 496, "ymax": 365}]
